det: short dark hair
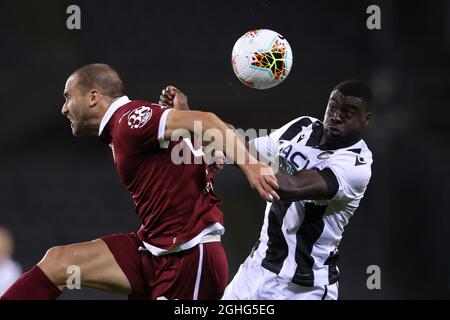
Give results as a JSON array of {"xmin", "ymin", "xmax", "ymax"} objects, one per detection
[
  {"xmin": 333, "ymin": 79, "xmax": 373, "ymax": 110},
  {"xmin": 73, "ymin": 63, "xmax": 124, "ymax": 98}
]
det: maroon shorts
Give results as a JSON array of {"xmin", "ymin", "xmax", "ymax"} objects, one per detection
[{"xmin": 101, "ymin": 232, "xmax": 228, "ymax": 300}]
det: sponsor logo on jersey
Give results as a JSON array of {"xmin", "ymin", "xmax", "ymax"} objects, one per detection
[
  {"xmin": 278, "ymin": 156, "xmax": 296, "ymax": 175},
  {"xmin": 317, "ymin": 151, "xmax": 334, "ymax": 160},
  {"xmin": 128, "ymin": 106, "xmax": 152, "ymax": 129}
]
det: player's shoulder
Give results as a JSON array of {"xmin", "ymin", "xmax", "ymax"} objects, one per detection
[
  {"xmin": 282, "ymin": 115, "xmax": 321, "ymax": 128},
  {"xmin": 115, "ymin": 100, "xmax": 169, "ymax": 129},
  {"xmin": 117, "ymin": 100, "xmax": 166, "ymax": 116},
  {"xmin": 341, "ymin": 139, "xmax": 372, "ymax": 161},
  {"xmin": 330, "ymin": 139, "xmax": 373, "ymax": 169},
  {"xmin": 275, "ymin": 115, "xmax": 321, "ymax": 138},
  {"xmin": 324, "ymin": 139, "xmax": 373, "ymax": 194}
]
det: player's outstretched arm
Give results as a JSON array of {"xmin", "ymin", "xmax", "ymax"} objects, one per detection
[
  {"xmin": 276, "ymin": 169, "xmax": 336, "ymax": 201},
  {"xmin": 160, "ymin": 86, "xmax": 231, "ymax": 176},
  {"xmin": 165, "ymin": 109, "xmax": 279, "ymax": 202}
]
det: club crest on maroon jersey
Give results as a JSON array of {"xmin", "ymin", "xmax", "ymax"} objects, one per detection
[{"xmin": 127, "ymin": 106, "xmax": 153, "ymax": 129}]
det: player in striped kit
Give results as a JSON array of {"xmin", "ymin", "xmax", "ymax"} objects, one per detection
[{"xmin": 222, "ymin": 80, "xmax": 373, "ymax": 300}]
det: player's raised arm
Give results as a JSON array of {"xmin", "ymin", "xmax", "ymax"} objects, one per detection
[
  {"xmin": 164, "ymin": 108, "xmax": 279, "ymax": 202},
  {"xmin": 275, "ymin": 169, "xmax": 337, "ymax": 201}
]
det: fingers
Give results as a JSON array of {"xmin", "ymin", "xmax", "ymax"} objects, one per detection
[
  {"xmin": 254, "ymin": 181, "xmax": 278, "ymax": 202},
  {"xmin": 159, "ymin": 86, "xmax": 178, "ymax": 106},
  {"xmin": 159, "ymin": 96, "xmax": 173, "ymax": 107},
  {"xmin": 159, "ymin": 92, "xmax": 172, "ymax": 106},
  {"xmin": 247, "ymin": 163, "xmax": 280, "ymax": 202},
  {"xmin": 250, "ymin": 175, "xmax": 277, "ymax": 202},
  {"xmin": 259, "ymin": 164, "xmax": 279, "ymax": 189},
  {"xmin": 270, "ymin": 190, "xmax": 280, "ymax": 201},
  {"xmin": 166, "ymin": 85, "xmax": 180, "ymax": 96},
  {"xmin": 260, "ymin": 177, "xmax": 280, "ymax": 202},
  {"xmin": 259, "ymin": 164, "xmax": 280, "ymax": 199},
  {"xmin": 265, "ymin": 174, "xmax": 279, "ymax": 190}
]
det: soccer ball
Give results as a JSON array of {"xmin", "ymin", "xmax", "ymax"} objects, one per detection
[{"xmin": 231, "ymin": 29, "xmax": 293, "ymax": 90}]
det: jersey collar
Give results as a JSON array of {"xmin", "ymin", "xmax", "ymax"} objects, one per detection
[{"xmin": 98, "ymin": 95, "xmax": 131, "ymax": 136}]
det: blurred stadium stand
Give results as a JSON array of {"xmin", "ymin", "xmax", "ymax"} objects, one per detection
[{"xmin": 0, "ymin": 0, "xmax": 449, "ymax": 299}]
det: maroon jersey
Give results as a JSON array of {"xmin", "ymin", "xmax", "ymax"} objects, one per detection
[{"xmin": 99, "ymin": 96, "xmax": 224, "ymax": 254}]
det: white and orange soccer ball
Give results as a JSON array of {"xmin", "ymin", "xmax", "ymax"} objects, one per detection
[{"xmin": 231, "ymin": 29, "xmax": 293, "ymax": 90}]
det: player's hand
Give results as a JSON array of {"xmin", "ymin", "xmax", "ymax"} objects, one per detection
[
  {"xmin": 208, "ymin": 150, "xmax": 225, "ymax": 175},
  {"xmin": 243, "ymin": 162, "xmax": 280, "ymax": 202},
  {"xmin": 159, "ymin": 85, "xmax": 189, "ymax": 110}
]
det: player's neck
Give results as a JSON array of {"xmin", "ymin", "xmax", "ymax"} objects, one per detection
[
  {"xmin": 86, "ymin": 98, "xmax": 117, "ymax": 136},
  {"xmin": 319, "ymin": 133, "xmax": 362, "ymax": 150},
  {"xmin": 97, "ymin": 97, "xmax": 118, "ymax": 120}
]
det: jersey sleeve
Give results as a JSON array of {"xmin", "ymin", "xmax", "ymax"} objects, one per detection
[
  {"xmin": 324, "ymin": 152, "xmax": 372, "ymax": 202},
  {"xmin": 250, "ymin": 135, "xmax": 278, "ymax": 162},
  {"xmin": 117, "ymin": 104, "xmax": 173, "ymax": 153},
  {"xmin": 250, "ymin": 116, "xmax": 306, "ymax": 162}
]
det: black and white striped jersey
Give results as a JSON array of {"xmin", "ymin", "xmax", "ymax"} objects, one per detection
[{"xmin": 249, "ymin": 116, "xmax": 373, "ymax": 287}]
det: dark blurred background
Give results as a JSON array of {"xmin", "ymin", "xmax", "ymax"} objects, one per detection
[{"xmin": 0, "ymin": 0, "xmax": 449, "ymax": 299}]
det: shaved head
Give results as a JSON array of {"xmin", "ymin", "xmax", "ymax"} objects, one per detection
[
  {"xmin": 72, "ymin": 63, "xmax": 124, "ymax": 98},
  {"xmin": 62, "ymin": 63, "xmax": 125, "ymax": 136}
]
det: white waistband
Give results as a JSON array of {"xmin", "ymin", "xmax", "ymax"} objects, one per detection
[
  {"xmin": 138, "ymin": 223, "xmax": 224, "ymax": 256},
  {"xmin": 139, "ymin": 234, "xmax": 221, "ymax": 255},
  {"xmin": 199, "ymin": 234, "xmax": 221, "ymax": 244}
]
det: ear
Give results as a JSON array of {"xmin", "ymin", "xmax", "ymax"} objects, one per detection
[
  {"xmin": 89, "ymin": 89, "xmax": 100, "ymax": 107},
  {"xmin": 365, "ymin": 112, "xmax": 372, "ymax": 126}
]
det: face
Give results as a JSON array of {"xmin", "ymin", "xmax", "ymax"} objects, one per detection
[
  {"xmin": 61, "ymin": 74, "xmax": 97, "ymax": 136},
  {"xmin": 322, "ymin": 90, "xmax": 371, "ymax": 143}
]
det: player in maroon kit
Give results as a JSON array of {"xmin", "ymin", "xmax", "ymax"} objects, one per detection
[{"xmin": 0, "ymin": 63, "xmax": 279, "ymax": 300}]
